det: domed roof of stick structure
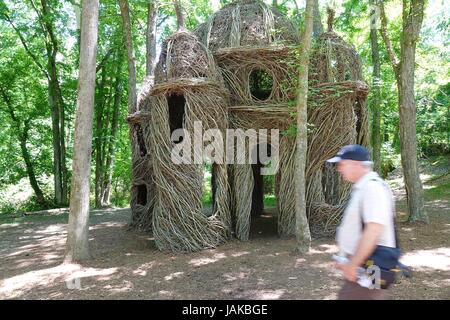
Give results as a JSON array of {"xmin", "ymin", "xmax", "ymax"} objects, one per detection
[
  {"xmin": 309, "ymin": 31, "xmax": 364, "ymax": 86},
  {"xmin": 154, "ymin": 31, "xmax": 221, "ymax": 84},
  {"xmin": 195, "ymin": 0, "xmax": 299, "ymax": 52}
]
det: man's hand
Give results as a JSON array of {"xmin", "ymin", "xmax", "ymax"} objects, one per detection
[{"xmin": 336, "ymin": 262, "xmax": 358, "ymax": 282}]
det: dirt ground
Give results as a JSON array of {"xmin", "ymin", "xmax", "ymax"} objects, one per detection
[{"xmin": 0, "ymin": 177, "xmax": 449, "ymax": 300}]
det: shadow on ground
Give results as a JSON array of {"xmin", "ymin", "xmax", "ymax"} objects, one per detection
[{"xmin": 0, "ymin": 203, "xmax": 449, "ymax": 299}]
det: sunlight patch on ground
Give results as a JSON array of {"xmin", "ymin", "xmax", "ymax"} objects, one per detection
[
  {"xmin": 104, "ymin": 280, "xmax": 134, "ymax": 293},
  {"xmin": 0, "ymin": 264, "xmax": 117, "ymax": 298},
  {"xmin": 26, "ymin": 208, "xmax": 68, "ymax": 216},
  {"xmin": 223, "ymin": 272, "xmax": 249, "ymax": 282},
  {"xmin": 35, "ymin": 225, "xmax": 65, "ymax": 234},
  {"xmin": 422, "ymin": 279, "xmax": 449, "ymax": 289},
  {"xmin": 132, "ymin": 262, "xmax": 156, "ymax": 276},
  {"xmin": 0, "ymin": 223, "xmax": 20, "ymax": 229},
  {"xmin": 426, "ymin": 200, "xmax": 450, "ymax": 210},
  {"xmin": 318, "ymin": 244, "xmax": 339, "ymax": 253},
  {"xmin": 231, "ymin": 251, "xmax": 250, "ymax": 257},
  {"xmin": 164, "ymin": 271, "xmax": 184, "ymax": 281},
  {"xmin": 245, "ymin": 289, "xmax": 285, "ymax": 299},
  {"xmin": 323, "ymin": 291, "xmax": 339, "ymax": 300},
  {"xmin": 189, "ymin": 252, "xmax": 226, "ymax": 266},
  {"xmin": 91, "ymin": 208, "xmax": 130, "ymax": 215},
  {"xmin": 295, "ymin": 258, "xmax": 306, "ymax": 267},
  {"xmin": 158, "ymin": 290, "xmax": 174, "ymax": 298},
  {"xmin": 401, "ymin": 248, "xmax": 450, "ymax": 271},
  {"xmin": 89, "ymin": 222, "xmax": 125, "ymax": 230},
  {"xmin": 307, "ymin": 244, "xmax": 339, "ymax": 255},
  {"xmin": 311, "ymin": 261, "xmax": 335, "ymax": 270}
]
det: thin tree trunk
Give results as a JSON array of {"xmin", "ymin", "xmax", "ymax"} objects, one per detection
[
  {"xmin": 41, "ymin": 0, "xmax": 67, "ymax": 205},
  {"xmin": 94, "ymin": 66, "xmax": 107, "ymax": 208},
  {"xmin": 327, "ymin": 7, "xmax": 335, "ymax": 32},
  {"xmin": 20, "ymin": 121, "xmax": 48, "ymax": 207},
  {"xmin": 66, "ymin": 0, "xmax": 99, "ymax": 262},
  {"xmin": 48, "ymin": 78, "xmax": 63, "ymax": 205},
  {"xmin": 101, "ymin": 86, "xmax": 114, "ymax": 169},
  {"xmin": 119, "ymin": 0, "xmax": 138, "ymax": 114},
  {"xmin": 313, "ymin": 0, "xmax": 323, "ymax": 37},
  {"xmin": 0, "ymin": 88, "xmax": 47, "ymax": 207},
  {"xmin": 146, "ymin": 0, "xmax": 158, "ymax": 76},
  {"xmin": 294, "ymin": 0, "xmax": 314, "ymax": 253},
  {"xmin": 101, "ymin": 51, "xmax": 123, "ymax": 205},
  {"xmin": 399, "ymin": 0, "xmax": 427, "ymax": 223},
  {"xmin": 379, "ymin": 0, "xmax": 428, "ymax": 223},
  {"xmin": 58, "ymin": 87, "xmax": 68, "ymax": 205},
  {"xmin": 369, "ymin": 0, "xmax": 381, "ymax": 174},
  {"xmin": 173, "ymin": 0, "xmax": 185, "ymax": 31}
]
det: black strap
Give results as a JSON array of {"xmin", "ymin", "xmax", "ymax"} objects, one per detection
[{"xmin": 359, "ymin": 178, "xmax": 400, "ymax": 249}]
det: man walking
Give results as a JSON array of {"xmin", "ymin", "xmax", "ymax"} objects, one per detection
[{"xmin": 327, "ymin": 144, "xmax": 397, "ymax": 300}]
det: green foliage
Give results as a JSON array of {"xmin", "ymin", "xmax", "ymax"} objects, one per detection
[
  {"xmin": 0, "ymin": 0, "xmax": 449, "ymax": 213},
  {"xmin": 425, "ymin": 181, "xmax": 450, "ymax": 201},
  {"xmin": 417, "ymin": 82, "xmax": 450, "ymax": 156},
  {"xmin": 334, "ymin": 0, "xmax": 449, "ymax": 174},
  {"xmin": 263, "ymin": 194, "xmax": 277, "ymax": 208},
  {"xmin": 263, "ymin": 174, "xmax": 275, "ymax": 195},
  {"xmin": 380, "ymin": 142, "xmax": 400, "ymax": 178},
  {"xmin": 202, "ymin": 164, "xmax": 213, "ymax": 207}
]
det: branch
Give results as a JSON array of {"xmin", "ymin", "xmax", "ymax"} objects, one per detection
[
  {"xmin": 173, "ymin": 0, "xmax": 185, "ymax": 30},
  {"xmin": 403, "ymin": 0, "xmax": 425, "ymax": 41},
  {"xmin": 40, "ymin": 0, "xmax": 59, "ymax": 55},
  {"xmin": 157, "ymin": 14, "xmax": 169, "ymax": 28},
  {"xmin": 378, "ymin": 1, "xmax": 399, "ymax": 76},
  {"xmin": 28, "ymin": 0, "xmax": 47, "ymax": 34},
  {"xmin": 129, "ymin": 4, "xmax": 146, "ymax": 31},
  {"xmin": 2, "ymin": 11, "xmax": 49, "ymax": 79},
  {"xmin": 0, "ymin": 86, "xmax": 19, "ymax": 123},
  {"xmin": 96, "ymin": 47, "xmax": 115, "ymax": 73},
  {"xmin": 327, "ymin": 7, "xmax": 335, "ymax": 32}
]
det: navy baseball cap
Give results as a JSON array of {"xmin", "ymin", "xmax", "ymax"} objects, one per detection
[{"xmin": 326, "ymin": 144, "xmax": 371, "ymax": 163}]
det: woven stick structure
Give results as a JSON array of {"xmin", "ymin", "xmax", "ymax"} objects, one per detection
[
  {"xmin": 127, "ymin": 0, "xmax": 370, "ymax": 251},
  {"xmin": 305, "ymin": 29, "xmax": 369, "ymax": 236},
  {"xmin": 129, "ymin": 32, "xmax": 231, "ymax": 251},
  {"xmin": 195, "ymin": 0, "xmax": 299, "ymax": 52}
]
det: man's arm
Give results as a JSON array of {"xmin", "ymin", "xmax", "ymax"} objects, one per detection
[{"xmin": 337, "ymin": 222, "xmax": 384, "ymax": 282}]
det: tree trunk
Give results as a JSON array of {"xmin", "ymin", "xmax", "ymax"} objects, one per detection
[
  {"xmin": 58, "ymin": 87, "xmax": 68, "ymax": 205},
  {"xmin": 48, "ymin": 78, "xmax": 64, "ymax": 205},
  {"xmin": 313, "ymin": 0, "xmax": 323, "ymax": 37},
  {"xmin": 294, "ymin": 0, "xmax": 314, "ymax": 253},
  {"xmin": 49, "ymin": 65, "xmax": 67, "ymax": 206},
  {"xmin": 0, "ymin": 88, "xmax": 48, "ymax": 207},
  {"xmin": 173, "ymin": 0, "xmax": 185, "ymax": 31},
  {"xmin": 20, "ymin": 121, "xmax": 48, "ymax": 207},
  {"xmin": 146, "ymin": 0, "xmax": 158, "ymax": 76},
  {"xmin": 101, "ymin": 49, "xmax": 124, "ymax": 206},
  {"xmin": 94, "ymin": 67, "xmax": 107, "ymax": 208},
  {"xmin": 399, "ymin": 0, "xmax": 427, "ymax": 223},
  {"xmin": 119, "ymin": 0, "xmax": 138, "ymax": 114},
  {"xmin": 369, "ymin": 0, "xmax": 381, "ymax": 174},
  {"xmin": 41, "ymin": 0, "xmax": 67, "ymax": 206},
  {"xmin": 66, "ymin": 0, "xmax": 99, "ymax": 262},
  {"xmin": 379, "ymin": 0, "xmax": 428, "ymax": 223}
]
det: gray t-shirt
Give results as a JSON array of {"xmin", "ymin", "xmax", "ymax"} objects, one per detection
[{"xmin": 336, "ymin": 171, "xmax": 396, "ymax": 256}]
